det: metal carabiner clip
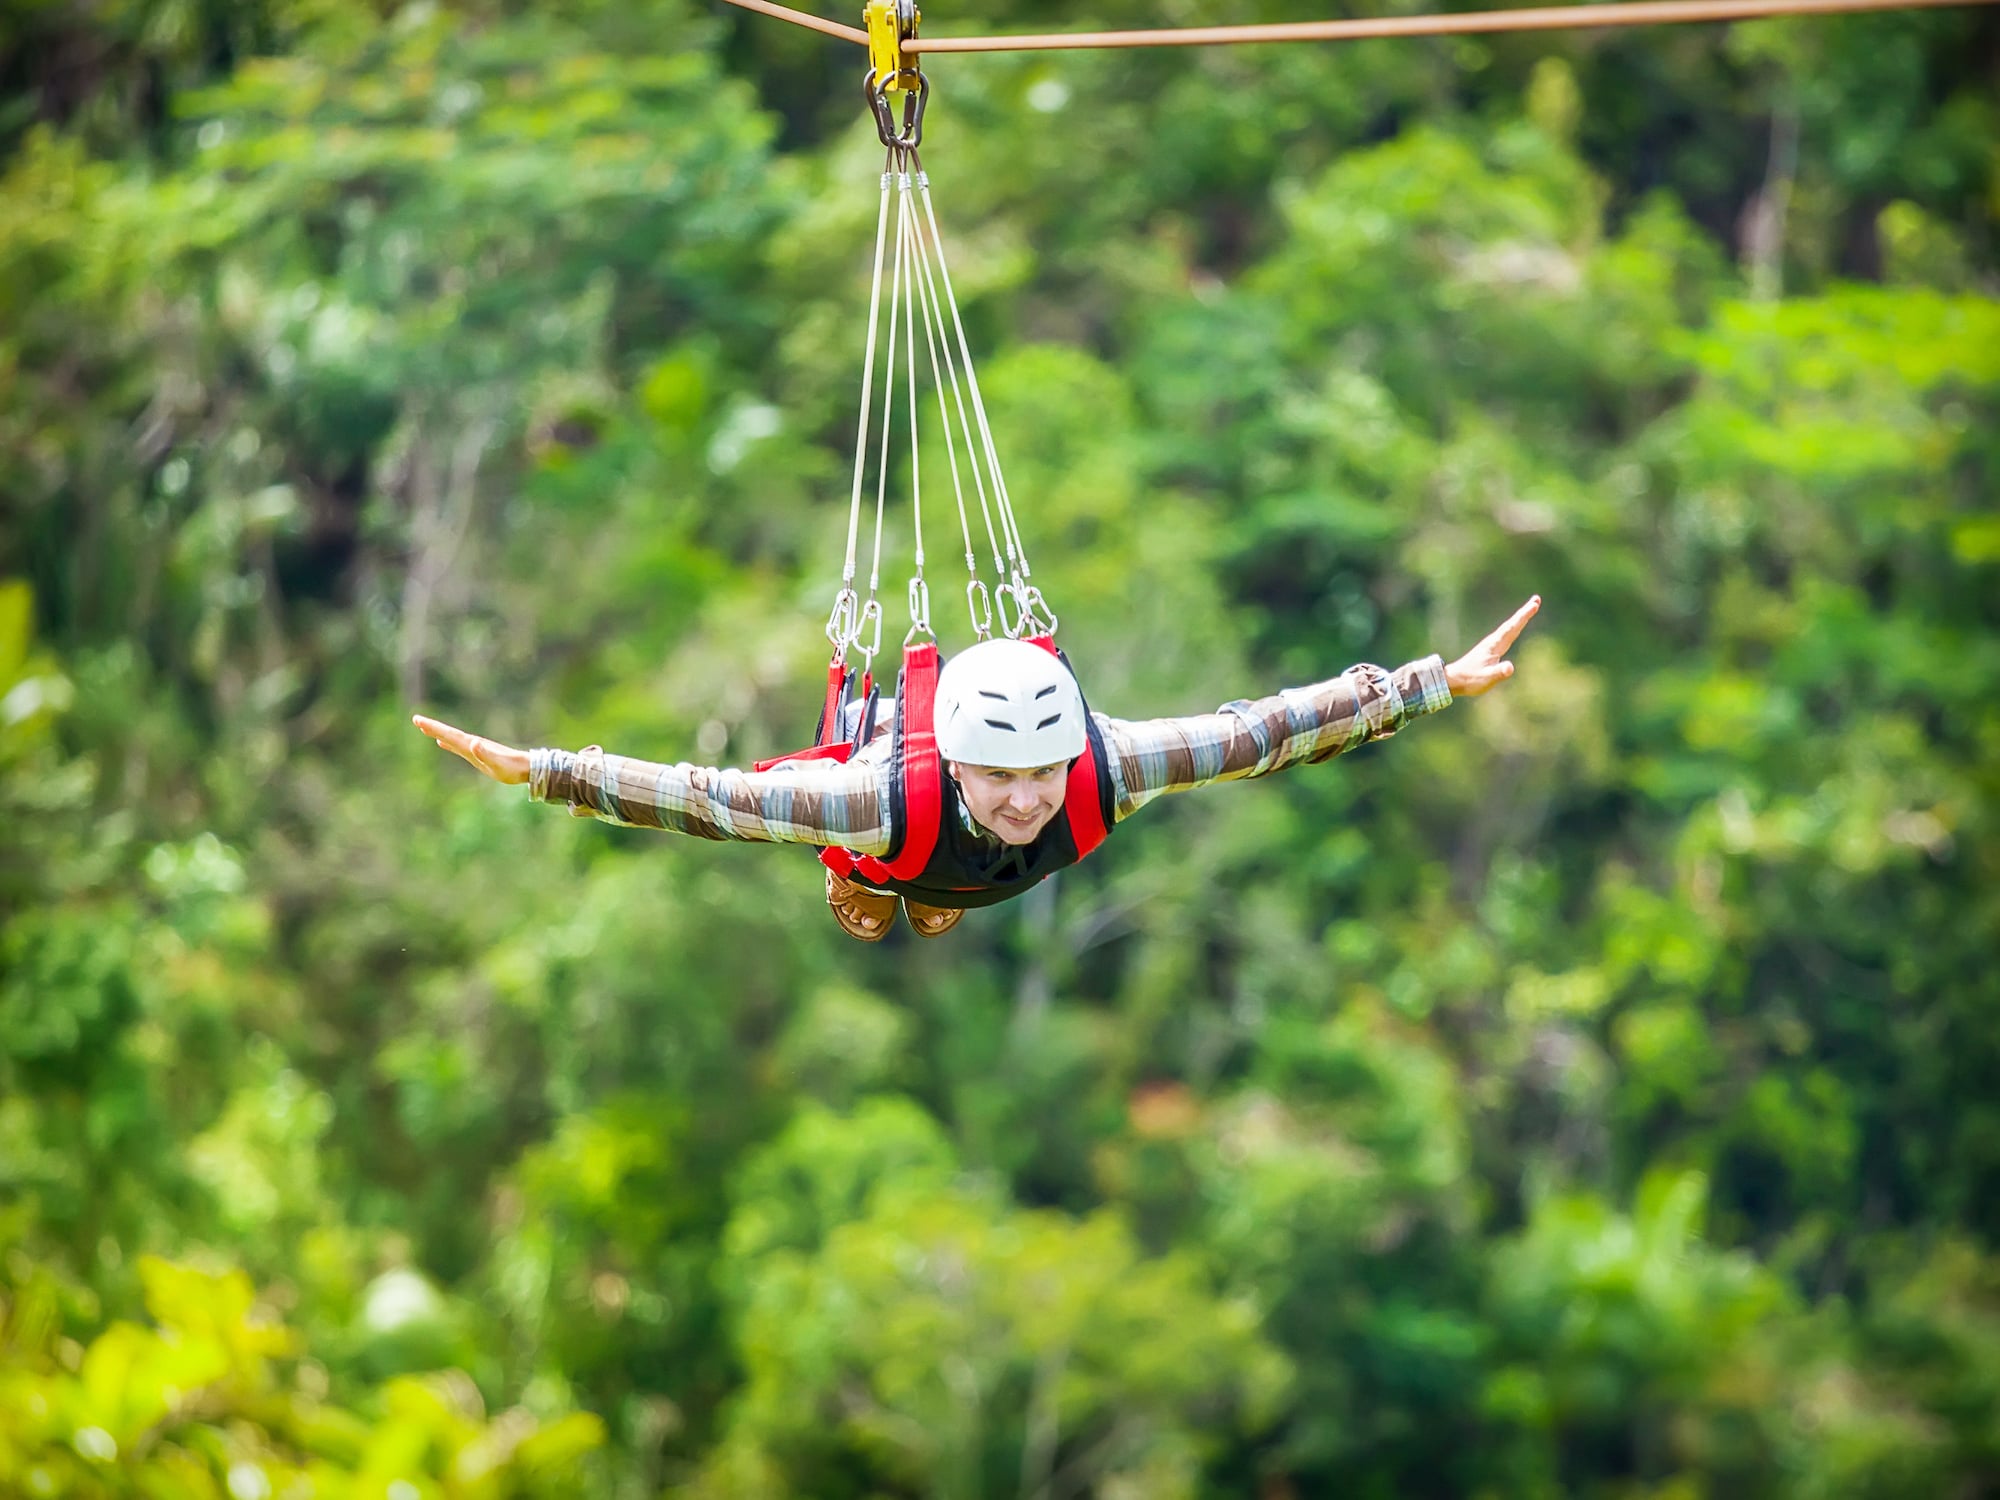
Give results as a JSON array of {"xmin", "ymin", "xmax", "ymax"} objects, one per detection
[
  {"xmin": 854, "ymin": 597, "xmax": 884, "ymax": 668},
  {"xmin": 1021, "ymin": 585, "xmax": 1058, "ymax": 639},
  {"xmin": 995, "ymin": 580, "xmax": 1028, "ymax": 639},
  {"xmin": 825, "ymin": 586, "xmax": 859, "ymax": 651},
  {"xmin": 864, "ymin": 68, "xmax": 928, "ymax": 151},
  {"xmin": 964, "ymin": 579, "xmax": 993, "ymax": 640},
  {"xmin": 906, "ymin": 575, "xmax": 933, "ymax": 639}
]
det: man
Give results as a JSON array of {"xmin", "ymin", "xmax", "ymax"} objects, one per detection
[{"xmin": 414, "ymin": 595, "xmax": 1540, "ymax": 939}]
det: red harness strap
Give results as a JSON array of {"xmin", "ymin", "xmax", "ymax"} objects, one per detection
[
  {"xmin": 1027, "ymin": 634, "xmax": 1108, "ymax": 858},
  {"xmin": 752, "ymin": 655, "xmax": 874, "ymax": 881},
  {"xmin": 846, "ymin": 639, "xmax": 942, "ymax": 885},
  {"xmin": 752, "ymin": 658, "xmax": 861, "ymax": 774}
]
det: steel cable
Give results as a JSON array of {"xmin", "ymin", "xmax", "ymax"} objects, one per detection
[{"xmin": 722, "ymin": 0, "xmax": 1992, "ymax": 55}]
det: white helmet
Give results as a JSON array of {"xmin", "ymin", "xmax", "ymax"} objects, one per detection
[{"xmin": 934, "ymin": 639, "xmax": 1087, "ymax": 768}]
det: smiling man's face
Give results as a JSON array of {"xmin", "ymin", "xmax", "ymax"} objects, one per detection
[{"xmin": 950, "ymin": 762, "xmax": 1069, "ymax": 845}]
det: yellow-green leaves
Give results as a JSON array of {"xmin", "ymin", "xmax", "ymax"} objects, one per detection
[{"xmin": 0, "ymin": 1252, "xmax": 604, "ymax": 1499}]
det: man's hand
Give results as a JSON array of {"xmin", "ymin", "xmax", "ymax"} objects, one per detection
[
  {"xmin": 1446, "ymin": 595, "xmax": 1540, "ymax": 699},
  {"xmin": 413, "ymin": 714, "xmax": 531, "ymax": 785}
]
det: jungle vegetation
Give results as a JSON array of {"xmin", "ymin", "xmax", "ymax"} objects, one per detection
[{"xmin": 2, "ymin": 0, "xmax": 1996, "ymax": 1494}]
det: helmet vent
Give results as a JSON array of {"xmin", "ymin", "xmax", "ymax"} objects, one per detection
[
  {"xmin": 1034, "ymin": 684, "xmax": 1059, "ymax": 699},
  {"xmin": 1035, "ymin": 714, "xmax": 1062, "ymax": 729},
  {"xmin": 983, "ymin": 718, "xmax": 1015, "ymax": 731}
]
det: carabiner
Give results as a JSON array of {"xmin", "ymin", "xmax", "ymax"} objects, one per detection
[
  {"xmin": 907, "ymin": 574, "xmax": 933, "ymax": 638},
  {"xmin": 865, "ymin": 67, "xmax": 928, "ymax": 151},
  {"xmin": 996, "ymin": 580, "xmax": 1028, "ymax": 639},
  {"xmin": 1020, "ymin": 585, "xmax": 1058, "ymax": 639},
  {"xmin": 964, "ymin": 579, "xmax": 993, "ymax": 640},
  {"xmin": 824, "ymin": 586, "xmax": 859, "ymax": 650},
  {"xmin": 854, "ymin": 596, "xmax": 884, "ymax": 668}
]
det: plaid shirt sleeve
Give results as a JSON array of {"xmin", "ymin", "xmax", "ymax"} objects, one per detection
[
  {"xmin": 525, "ymin": 741, "xmax": 895, "ymax": 855},
  {"xmin": 1097, "ymin": 654, "xmax": 1452, "ymax": 823},
  {"xmin": 526, "ymin": 652, "xmax": 1447, "ymax": 847}
]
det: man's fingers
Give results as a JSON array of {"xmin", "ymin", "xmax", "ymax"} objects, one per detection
[
  {"xmin": 414, "ymin": 713, "xmax": 466, "ymax": 751},
  {"xmin": 1446, "ymin": 598, "xmax": 1539, "ymax": 697},
  {"xmin": 423, "ymin": 722, "xmax": 476, "ymax": 761},
  {"xmin": 414, "ymin": 714, "xmax": 504, "ymax": 779},
  {"xmin": 1485, "ymin": 595, "xmax": 1542, "ymax": 656},
  {"xmin": 412, "ymin": 714, "xmax": 552, "ymax": 786},
  {"xmin": 1496, "ymin": 594, "xmax": 1540, "ymax": 640}
]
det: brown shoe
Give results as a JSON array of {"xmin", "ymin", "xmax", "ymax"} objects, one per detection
[
  {"xmin": 902, "ymin": 898, "xmax": 965, "ymax": 939},
  {"xmin": 827, "ymin": 869, "xmax": 898, "ymax": 942}
]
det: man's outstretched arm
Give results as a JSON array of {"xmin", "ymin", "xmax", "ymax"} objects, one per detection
[
  {"xmin": 1100, "ymin": 595, "xmax": 1540, "ymax": 821},
  {"xmin": 411, "ymin": 715, "xmax": 894, "ymax": 854}
]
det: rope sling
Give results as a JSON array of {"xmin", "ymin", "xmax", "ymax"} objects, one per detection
[
  {"xmin": 756, "ymin": 17, "xmax": 1109, "ymax": 889},
  {"xmin": 827, "ymin": 79, "xmax": 1055, "ymax": 671}
]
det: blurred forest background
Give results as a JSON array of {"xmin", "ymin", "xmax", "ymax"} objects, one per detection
[{"xmin": 2, "ymin": 0, "xmax": 1997, "ymax": 1494}]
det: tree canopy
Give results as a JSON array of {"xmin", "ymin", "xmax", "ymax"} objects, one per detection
[{"xmin": 2, "ymin": 0, "xmax": 1996, "ymax": 1495}]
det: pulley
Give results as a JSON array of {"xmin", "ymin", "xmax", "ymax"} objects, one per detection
[
  {"xmin": 863, "ymin": 0, "xmax": 920, "ymax": 88},
  {"xmin": 863, "ymin": 0, "xmax": 926, "ymax": 148}
]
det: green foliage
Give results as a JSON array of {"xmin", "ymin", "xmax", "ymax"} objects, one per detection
[
  {"xmin": 0, "ymin": 1248, "xmax": 604, "ymax": 1498},
  {"xmin": 2, "ymin": 0, "xmax": 1996, "ymax": 1493},
  {"xmin": 713, "ymin": 1177, "xmax": 1288, "ymax": 1499}
]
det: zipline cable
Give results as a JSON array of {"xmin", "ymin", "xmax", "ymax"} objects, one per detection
[
  {"xmin": 909, "ymin": 0, "xmax": 1991, "ymax": 53},
  {"xmin": 722, "ymin": 0, "xmax": 868, "ymax": 45},
  {"xmin": 721, "ymin": 0, "xmax": 1993, "ymax": 55}
]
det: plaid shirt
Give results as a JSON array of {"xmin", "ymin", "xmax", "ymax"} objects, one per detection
[{"xmin": 528, "ymin": 654, "xmax": 1452, "ymax": 855}]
